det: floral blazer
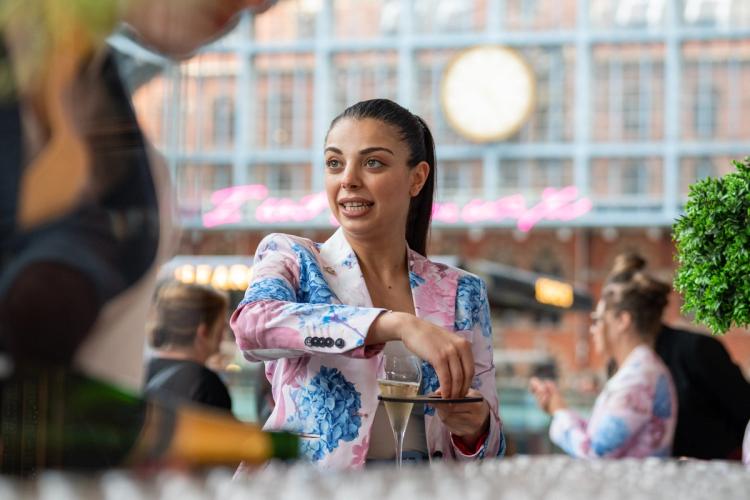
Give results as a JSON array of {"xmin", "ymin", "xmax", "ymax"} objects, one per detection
[
  {"xmin": 231, "ymin": 229, "xmax": 505, "ymax": 468},
  {"xmin": 549, "ymin": 345, "xmax": 677, "ymax": 458}
]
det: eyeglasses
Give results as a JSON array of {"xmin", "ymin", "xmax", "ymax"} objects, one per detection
[{"xmin": 590, "ymin": 312, "xmax": 604, "ymax": 324}]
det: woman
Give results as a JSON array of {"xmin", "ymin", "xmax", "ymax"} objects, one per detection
[
  {"xmin": 231, "ymin": 99, "xmax": 504, "ymax": 468},
  {"xmin": 529, "ymin": 272, "xmax": 677, "ymax": 458},
  {"xmin": 145, "ymin": 281, "xmax": 232, "ymax": 412},
  {"xmin": 607, "ymin": 253, "xmax": 750, "ymax": 460}
]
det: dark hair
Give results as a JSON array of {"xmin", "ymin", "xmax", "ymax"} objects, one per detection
[
  {"xmin": 606, "ymin": 252, "xmax": 647, "ymax": 284},
  {"xmin": 602, "ymin": 272, "xmax": 670, "ymax": 340},
  {"xmin": 147, "ymin": 281, "xmax": 228, "ymax": 349},
  {"xmin": 326, "ymin": 99, "xmax": 436, "ymax": 256}
]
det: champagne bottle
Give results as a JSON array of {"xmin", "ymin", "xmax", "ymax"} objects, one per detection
[{"xmin": 0, "ymin": 365, "xmax": 298, "ymax": 475}]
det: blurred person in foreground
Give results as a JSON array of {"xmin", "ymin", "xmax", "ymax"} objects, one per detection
[
  {"xmin": 144, "ymin": 282, "xmax": 232, "ymax": 412},
  {"xmin": 608, "ymin": 253, "xmax": 750, "ymax": 460},
  {"xmin": 231, "ymin": 99, "xmax": 504, "ymax": 468},
  {"xmin": 530, "ymin": 272, "xmax": 677, "ymax": 458},
  {"xmin": 0, "ymin": 0, "xmax": 276, "ymax": 391}
]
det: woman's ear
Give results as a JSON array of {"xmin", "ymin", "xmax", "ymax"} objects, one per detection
[
  {"xmin": 616, "ymin": 310, "xmax": 634, "ymax": 334},
  {"xmin": 409, "ymin": 161, "xmax": 430, "ymax": 197}
]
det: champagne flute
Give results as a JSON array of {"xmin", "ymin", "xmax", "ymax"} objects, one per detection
[{"xmin": 377, "ymin": 353, "xmax": 422, "ymax": 468}]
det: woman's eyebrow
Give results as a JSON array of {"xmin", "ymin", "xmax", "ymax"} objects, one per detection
[
  {"xmin": 359, "ymin": 146, "xmax": 394, "ymax": 156},
  {"xmin": 324, "ymin": 146, "xmax": 395, "ymax": 156}
]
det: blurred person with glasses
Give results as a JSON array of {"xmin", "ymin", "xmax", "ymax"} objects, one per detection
[
  {"xmin": 530, "ymin": 272, "xmax": 677, "ymax": 458},
  {"xmin": 608, "ymin": 253, "xmax": 750, "ymax": 461}
]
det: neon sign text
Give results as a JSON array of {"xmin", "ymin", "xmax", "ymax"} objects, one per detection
[
  {"xmin": 202, "ymin": 185, "xmax": 592, "ymax": 231},
  {"xmin": 203, "ymin": 184, "xmax": 269, "ymax": 228}
]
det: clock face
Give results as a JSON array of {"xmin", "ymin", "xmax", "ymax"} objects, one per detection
[{"xmin": 441, "ymin": 45, "xmax": 536, "ymax": 142}]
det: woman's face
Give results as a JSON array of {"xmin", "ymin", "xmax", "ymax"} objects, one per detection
[
  {"xmin": 590, "ymin": 299, "xmax": 613, "ymax": 357},
  {"xmin": 324, "ymin": 118, "xmax": 428, "ymax": 243}
]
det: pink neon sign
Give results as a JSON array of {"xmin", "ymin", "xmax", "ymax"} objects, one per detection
[
  {"xmin": 202, "ymin": 185, "xmax": 592, "ymax": 232},
  {"xmin": 203, "ymin": 184, "xmax": 269, "ymax": 228}
]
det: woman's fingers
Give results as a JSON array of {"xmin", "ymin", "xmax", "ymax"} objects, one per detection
[
  {"xmin": 435, "ymin": 389, "xmax": 490, "ymax": 439},
  {"xmin": 458, "ymin": 338, "xmax": 474, "ymax": 396},
  {"xmin": 400, "ymin": 318, "xmax": 476, "ymax": 399},
  {"xmin": 529, "ymin": 377, "xmax": 544, "ymax": 395},
  {"xmin": 435, "ymin": 362, "xmax": 452, "ymax": 400},
  {"xmin": 528, "ymin": 378, "xmax": 548, "ymax": 408},
  {"xmin": 446, "ymin": 346, "xmax": 464, "ymax": 398}
]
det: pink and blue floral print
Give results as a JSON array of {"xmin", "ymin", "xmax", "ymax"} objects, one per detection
[
  {"xmin": 286, "ymin": 366, "xmax": 362, "ymax": 461},
  {"xmin": 549, "ymin": 345, "xmax": 677, "ymax": 458},
  {"xmin": 231, "ymin": 228, "xmax": 504, "ymax": 468}
]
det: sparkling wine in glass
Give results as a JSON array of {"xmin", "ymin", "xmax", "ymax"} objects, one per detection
[{"xmin": 377, "ymin": 353, "xmax": 422, "ymax": 468}]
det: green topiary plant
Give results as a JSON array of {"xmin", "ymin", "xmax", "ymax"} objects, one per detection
[{"xmin": 673, "ymin": 157, "xmax": 750, "ymax": 335}]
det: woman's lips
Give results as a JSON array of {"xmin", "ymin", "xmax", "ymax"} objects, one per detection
[{"xmin": 339, "ymin": 200, "xmax": 374, "ymax": 217}]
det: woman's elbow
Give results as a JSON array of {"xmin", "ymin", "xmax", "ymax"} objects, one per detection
[{"xmin": 230, "ymin": 301, "xmax": 266, "ymax": 351}]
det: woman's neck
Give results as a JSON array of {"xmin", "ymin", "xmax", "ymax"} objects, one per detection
[
  {"xmin": 345, "ymin": 232, "xmax": 408, "ymax": 284},
  {"xmin": 612, "ymin": 333, "xmax": 649, "ymax": 367}
]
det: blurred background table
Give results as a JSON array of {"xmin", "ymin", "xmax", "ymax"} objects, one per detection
[{"xmin": 3, "ymin": 456, "xmax": 748, "ymax": 500}]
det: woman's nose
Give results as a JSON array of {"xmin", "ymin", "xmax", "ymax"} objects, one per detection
[{"xmin": 340, "ymin": 164, "xmax": 361, "ymax": 190}]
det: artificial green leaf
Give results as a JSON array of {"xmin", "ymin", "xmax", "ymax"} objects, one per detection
[{"xmin": 674, "ymin": 157, "xmax": 750, "ymax": 334}]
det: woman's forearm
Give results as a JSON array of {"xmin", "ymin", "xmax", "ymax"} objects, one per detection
[{"xmin": 365, "ymin": 311, "xmax": 409, "ymax": 345}]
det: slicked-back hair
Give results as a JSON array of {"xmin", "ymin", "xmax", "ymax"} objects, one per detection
[{"xmin": 327, "ymin": 99, "xmax": 436, "ymax": 256}]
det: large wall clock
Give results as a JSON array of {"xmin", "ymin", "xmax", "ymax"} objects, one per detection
[{"xmin": 441, "ymin": 45, "xmax": 536, "ymax": 142}]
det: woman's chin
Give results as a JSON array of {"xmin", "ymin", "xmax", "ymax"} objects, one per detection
[{"xmin": 339, "ymin": 219, "xmax": 372, "ymax": 234}]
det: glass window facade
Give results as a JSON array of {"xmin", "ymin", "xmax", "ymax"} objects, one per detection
[
  {"xmin": 592, "ymin": 45, "xmax": 665, "ymax": 142},
  {"xmin": 681, "ymin": 40, "xmax": 750, "ymax": 141},
  {"xmin": 122, "ymin": 0, "xmax": 750, "ymax": 230},
  {"xmin": 332, "ymin": 52, "xmax": 399, "ymax": 112}
]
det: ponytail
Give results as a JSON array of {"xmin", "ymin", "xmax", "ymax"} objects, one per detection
[{"xmin": 406, "ymin": 115, "xmax": 436, "ymax": 256}]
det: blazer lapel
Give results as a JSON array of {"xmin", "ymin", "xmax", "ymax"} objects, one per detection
[
  {"xmin": 408, "ymin": 248, "xmax": 458, "ymax": 331},
  {"xmin": 318, "ymin": 230, "xmax": 459, "ymax": 332},
  {"xmin": 318, "ymin": 228, "xmax": 373, "ymax": 308}
]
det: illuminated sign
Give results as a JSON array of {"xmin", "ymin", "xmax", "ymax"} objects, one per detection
[
  {"xmin": 202, "ymin": 184, "xmax": 592, "ymax": 232},
  {"xmin": 534, "ymin": 277, "xmax": 574, "ymax": 309}
]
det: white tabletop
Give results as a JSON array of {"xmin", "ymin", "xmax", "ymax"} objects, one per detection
[{"xmin": 5, "ymin": 456, "xmax": 749, "ymax": 500}]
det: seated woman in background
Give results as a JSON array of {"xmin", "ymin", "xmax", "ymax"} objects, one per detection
[
  {"xmin": 231, "ymin": 98, "xmax": 504, "ymax": 468},
  {"xmin": 529, "ymin": 272, "xmax": 677, "ymax": 458},
  {"xmin": 144, "ymin": 281, "xmax": 232, "ymax": 412},
  {"xmin": 608, "ymin": 253, "xmax": 750, "ymax": 461}
]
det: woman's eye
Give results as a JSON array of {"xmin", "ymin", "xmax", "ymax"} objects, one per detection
[
  {"xmin": 326, "ymin": 159, "xmax": 341, "ymax": 169},
  {"xmin": 366, "ymin": 159, "xmax": 384, "ymax": 169}
]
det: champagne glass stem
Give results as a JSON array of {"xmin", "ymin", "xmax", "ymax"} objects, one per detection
[{"xmin": 394, "ymin": 428, "xmax": 406, "ymax": 469}]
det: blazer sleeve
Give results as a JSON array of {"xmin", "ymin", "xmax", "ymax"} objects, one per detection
[
  {"xmin": 549, "ymin": 382, "xmax": 651, "ymax": 458},
  {"xmin": 449, "ymin": 276, "xmax": 506, "ymax": 460},
  {"xmin": 231, "ymin": 233, "xmax": 386, "ymax": 362}
]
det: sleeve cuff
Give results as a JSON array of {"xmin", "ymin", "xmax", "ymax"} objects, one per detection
[{"xmin": 451, "ymin": 429, "xmax": 489, "ymax": 457}]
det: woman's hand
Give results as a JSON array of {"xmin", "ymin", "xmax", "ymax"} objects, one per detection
[
  {"xmin": 368, "ymin": 311, "xmax": 475, "ymax": 399},
  {"xmin": 529, "ymin": 377, "xmax": 567, "ymax": 415},
  {"xmin": 434, "ymin": 388, "xmax": 490, "ymax": 448}
]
